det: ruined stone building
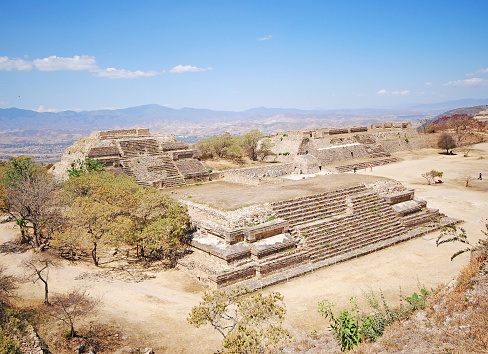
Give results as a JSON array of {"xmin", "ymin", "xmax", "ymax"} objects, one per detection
[
  {"xmin": 175, "ymin": 177, "xmax": 458, "ymax": 289},
  {"xmin": 52, "ymin": 125, "xmax": 457, "ymax": 290},
  {"xmin": 51, "ymin": 128, "xmax": 209, "ymax": 187}
]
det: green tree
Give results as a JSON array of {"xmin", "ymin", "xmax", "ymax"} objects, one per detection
[
  {"xmin": 257, "ymin": 137, "xmax": 275, "ymax": 161},
  {"xmin": 188, "ymin": 287, "xmax": 290, "ymax": 353},
  {"xmin": 1, "ymin": 156, "xmax": 36, "ymax": 189},
  {"xmin": 54, "ymin": 171, "xmax": 192, "ymax": 266},
  {"xmin": 242, "ymin": 129, "xmax": 264, "ymax": 161},
  {"xmin": 127, "ymin": 187, "xmax": 192, "ymax": 264},
  {"xmin": 54, "ymin": 185, "xmax": 134, "ymax": 266},
  {"xmin": 195, "ymin": 132, "xmax": 243, "ymax": 160},
  {"xmin": 67, "ymin": 157, "xmax": 105, "ymax": 178}
]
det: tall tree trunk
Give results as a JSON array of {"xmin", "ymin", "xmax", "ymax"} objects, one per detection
[
  {"xmin": 92, "ymin": 242, "xmax": 99, "ymax": 266},
  {"xmin": 31, "ymin": 223, "xmax": 41, "ymax": 250},
  {"xmin": 41, "ymin": 277, "xmax": 49, "ymax": 304}
]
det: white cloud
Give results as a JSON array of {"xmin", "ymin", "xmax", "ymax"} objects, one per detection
[
  {"xmin": 424, "ymin": 82, "xmax": 433, "ymax": 86},
  {"xmin": 258, "ymin": 34, "xmax": 273, "ymax": 41},
  {"xmin": 36, "ymin": 105, "xmax": 61, "ymax": 113},
  {"xmin": 95, "ymin": 67, "xmax": 162, "ymax": 79},
  {"xmin": 444, "ymin": 77, "xmax": 488, "ymax": 87},
  {"xmin": 377, "ymin": 89, "xmax": 387, "ymax": 95},
  {"xmin": 0, "ymin": 56, "xmax": 33, "ymax": 70},
  {"xmin": 1, "ymin": 54, "xmax": 211, "ymax": 79},
  {"xmin": 466, "ymin": 68, "xmax": 488, "ymax": 76},
  {"xmin": 170, "ymin": 65, "xmax": 212, "ymax": 73},
  {"xmin": 392, "ymin": 90, "xmax": 410, "ymax": 95},
  {"xmin": 33, "ymin": 55, "xmax": 98, "ymax": 71}
]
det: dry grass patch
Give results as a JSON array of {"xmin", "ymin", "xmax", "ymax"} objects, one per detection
[{"xmin": 351, "ymin": 254, "xmax": 488, "ymax": 354}]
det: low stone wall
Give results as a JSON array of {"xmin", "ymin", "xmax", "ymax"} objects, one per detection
[
  {"xmin": 210, "ymin": 265, "xmax": 257, "ymax": 288},
  {"xmin": 223, "ymin": 163, "xmax": 293, "ymax": 179},
  {"xmin": 374, "ymin": 122, "xmax": 409, "ymax": 129},
  {"xmin": 381, "ymin": 189, "xmax": 414, "ymax": 204},
  {"xmin": 257, "ymin": 251, "xmax": 309, "ymax": 276},
  {"xmin": 95, "ymin": 128, "xmax": 150, "ymax": 139},
  {"xmin": 245, "ymin": 219, "xmax": 289, "ymax": 242},
  {"xmin": 184, "ymin": 200, "xmax": 274, "ymax": 230},
  {"xmin": 379, "ymin": 136, "xmax": 429, "ymax": 152}
]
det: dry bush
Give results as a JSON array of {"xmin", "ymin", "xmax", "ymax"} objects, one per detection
[
  {"xmin": 353, "ymin": 255, "xmax": 488, "ymax": 353},
  {"xmin": 40, "ymin": 321, "xmax": 125, "ymax": 354}
]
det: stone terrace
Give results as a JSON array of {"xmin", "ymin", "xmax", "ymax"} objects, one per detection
[{"xmin": 173, "ymin": 175, "xmax": 459, "ymax": 289}]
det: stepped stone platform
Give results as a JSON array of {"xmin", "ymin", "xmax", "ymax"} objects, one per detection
[
  {"xmin": 173, "ymin": 174, "xmax": 461, "ymax": 289},
  {"xmin": 51, "ymin": 128, "xmax": 209, "ymax": 188},
  {"xmin": 268, "ymin": 122, "xmax": 429, "ymax": 169}
]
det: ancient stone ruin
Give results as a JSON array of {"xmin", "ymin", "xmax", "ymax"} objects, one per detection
[
  {"xmin": 269, "ymin": 122, "xmax": 429, "ymax": 173},
  {"xmin": 52, "ymin": 124, "xmax": 456, "ymax": 289},
  {"xmin": 51, "ymin": 128, "xmax": 209, "ymax": 187},
  {"xmin": 177, "ymin": 178, "xmax": 459, "ymax": 290}
]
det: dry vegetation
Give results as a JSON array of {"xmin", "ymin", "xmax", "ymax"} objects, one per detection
[{"xmin": 352, "ymin": 255, "xmax": 488, "ymax": 353}]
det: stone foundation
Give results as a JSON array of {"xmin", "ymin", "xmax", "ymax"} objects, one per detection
[{"xmin": 179, "ymin": 179, "xmax": 460, "ymax": 289}]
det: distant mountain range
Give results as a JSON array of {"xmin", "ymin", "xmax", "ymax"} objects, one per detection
[
  {"xmin": 0, "ymin": 99, "xmax": 487, "ymax": 162},
  {"xmin": 2, "ymin": 99, "xmax": 487, "ymax": 137}
]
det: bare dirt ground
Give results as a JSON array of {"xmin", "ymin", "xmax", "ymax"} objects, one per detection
[{"xmin": 1, "ymin": 143, "xmax": 488, "ymax": 353}]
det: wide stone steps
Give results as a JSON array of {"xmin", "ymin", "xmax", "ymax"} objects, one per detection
[
  {"xmin": 119, "ymin": 153, "xmax": 185, "ymax": 188},
  {"xmin": 294, "ymin": 190, "xmax": 405, "ymax": 263},
  {"xmin": 305, "ymin": 221, "xmax": 402, "ymax": 248},
  {"xmin": 306, "ymin": 220, "xmax": 404, "ymax": 262},
  {"xmin": 401, "ymin": 208, "xmax": 440, "ymax": 228},
  {"xmin": 303, "ymin": 215, "xmax": 402, "ymax": 242},
  {"xmin": 119, "ymin": 138, "xmax": 161, "ymax": 157},
  {"xmin": 271, "ymin": 185, "xmax": 367, "ymax": 227},
  {"xmin": 335, "ymin": 158, "xmax": 398, "ymax": 173}
]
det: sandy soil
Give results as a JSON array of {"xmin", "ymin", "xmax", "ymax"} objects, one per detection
[{"xmin": 1, "ymin": 143, "xmax": 488, "ymax": 353}]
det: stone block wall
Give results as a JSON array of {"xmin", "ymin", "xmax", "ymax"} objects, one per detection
[
  {"xmin": 223, "ymin": 163, "xmax": 294, "ymax": 179},
  {"xmin": 209, "ymin": 265, "xmax": 257, "ymax": 288},
  {"xmin": 184, "ymin": 200, "xmax": 275, "ymax": 232},
  {"xmin": 312, "ymin": 143, "xmax": 369, "ymax": 164},
  {"xmin": 381, "ymin": 189, "xmax": 414, "ymax": 204},
  {"xmin": 245, "ymin": 219, "xmax": 289, "ymax": 242},
  {"xmin": 257, "ymin": 251, "xmax": 309, "ymax": 277}
]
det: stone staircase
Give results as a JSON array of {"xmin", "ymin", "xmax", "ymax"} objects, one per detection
[
  {"xmin": 271, "ymin": 185, "xmax": 367, "ymax": 229},
  {"xmin": 298, "ymin": 191, "xmax": 405, "ymax": 263},
  {"xmin": 335, "ymin": 157, "xmax": 398, "ymax": 173},
  {"xmin": 120, "ymin": 153, "xmax": 185, "ymax": 188},
  {"xmin": 118, "ymin": 138, "xmax": 161, "ymax": 157}
]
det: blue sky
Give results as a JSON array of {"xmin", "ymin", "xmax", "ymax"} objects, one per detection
[{"xmin": 1, "ymin": 0, "xmax": 488, "ymax": 112}]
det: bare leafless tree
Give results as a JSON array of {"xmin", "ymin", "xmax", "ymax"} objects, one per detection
[
  {"xmin": 0, "ymin": 264, "xmax": 16, "ymax": 306},
  {"xmin": 48, "ymin": 288, "xmax": 99, "ymax": 338},
  {"xmin": 24, "ymin": 257, "xmax": 57, "ymax": 305}
]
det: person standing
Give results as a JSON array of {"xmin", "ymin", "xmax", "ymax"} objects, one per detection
[
  {"xmin": 479, "ymin": 172, "xmax": 482, "ymax": 180},
  {"xmin": 353, "ymin": 165, "xmax": 357, "ymax": 174}
]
